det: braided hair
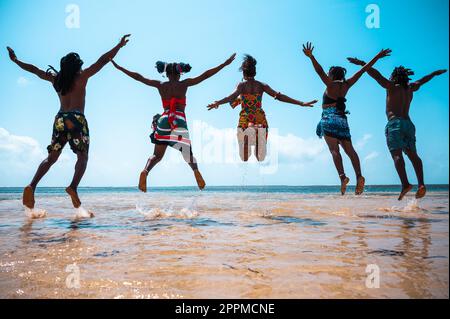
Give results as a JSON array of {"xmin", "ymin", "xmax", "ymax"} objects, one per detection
[{"xmin": 47, "ymin": 52, "xmax": 83, "ymax": 96}]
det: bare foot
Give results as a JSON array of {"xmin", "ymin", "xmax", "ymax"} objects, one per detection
[
  {"xmin": 194, "ymin": 170, "xmax": 206, "ymax": 190},
  {"xmin": 22, "ymin": 185, "xmax": 35, "ymax": 209},
  {"xmin": 138, "ymin": 170, "xmax": 147, "ymax": 193},
  {"xmin": 398, "ymin": 184, "xmax": 413, "ymax": 201},
  {"xmin": 340, "ymin": 176, "xmax": 350, "ymax": 195},
  {"xmin": 65, "ymin": 187, "xmax": 81, "ymax": 208},
  {"xmin": 415, "ymin": 185, "xmax": 426, "ymax": 199},
  {"xmin": 355, "ymin": 176, "xmax": 365, "ymax": 195}
]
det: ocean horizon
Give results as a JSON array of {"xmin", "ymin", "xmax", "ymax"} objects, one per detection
[{"xmin": 1, "ymin": 184, "xmax": 448, "ymax": 195}]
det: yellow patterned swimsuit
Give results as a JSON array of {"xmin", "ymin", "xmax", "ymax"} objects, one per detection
[{"xmin": 231, "ymin": 94, "xmax": 268, "ymax": 130}]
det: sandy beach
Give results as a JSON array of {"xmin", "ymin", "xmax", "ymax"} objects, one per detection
[{"xmin": 0, "ymin": 186, "xmax": 448, "ymax": 299}]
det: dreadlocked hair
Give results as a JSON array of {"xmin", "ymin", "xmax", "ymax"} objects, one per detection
[
  {"xmin": 391, "ymin": 66, "xmax": 414, "ymax": 87},
  {"xmin": 155, "ymin": 61, "xmax": 191, "ymax": 76},
  {"xmin": 240, "ymin": 54, "xmax": 257, "ymax": 77},
  {"xmin": 329, "ymin": 66, "xmax": 347, "ymax": 81},
  {"xmin": 47, "ymin": 52, "xmax": 83, "ymax": 96}
]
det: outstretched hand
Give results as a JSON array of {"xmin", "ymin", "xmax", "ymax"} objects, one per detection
[
  {"xmin": 224, "ymin": 53, "xmax": 236, "ymax": 66},
  {"xmin": 376, "ymin": 48, "xmax": 392, "ymax": 59},
  {"xmin": 119, "ymin": 34, "xmax": 131, "ymax": 47},
  {"xmin": 207, "ymin": 102, "xmax": 220, "ymax": 110},
  {"xmin": 434, "ymin": 69, "xmax": 448, "ymax": 76},
  {"xmin": 6, "ymin": 46, "xmax": 17, "ymax": 62},
  {"xmin": 347, "ymin": 57, "xmax": 366, "ymax": 66},
  {"xmin": 301, "ymin": 99, "xmax": 318, "ymax": 107},
  {"xmin": 302, "ymin": 42, "xmax": 314, "ymax": 57},
  {"xmin": 110, "ymin": 59, "xmax": 119, "ymax": 68}
]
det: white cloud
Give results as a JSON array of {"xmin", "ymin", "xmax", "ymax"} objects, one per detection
[
  {"xmin": 0, "ymin": 127, "xmax": 45, "ymax": 160},
  {"xmin": 364, "ymin": 151, "xmax": 379, "ymax": 162},
  {"xmin": 0, "ymin": 127, "xmax": 50, "ymax": 185},
  {"xmin": 188, "ymin": 120, "xmax": 325, "ymax": 165},
  {"xmin": 0, "ymin": 127, "xmax": 77, "ymax": 186},
  {"xmin": 274, "ymin": 132, "xmax": 325, "ymax": 162},
  {"xmin": 355, "ymin": 133, "xmax": 373, "ymax": 150},
  {"xmin": 17, "ymin": 76, "xmax": 30, "ymax": 87}
]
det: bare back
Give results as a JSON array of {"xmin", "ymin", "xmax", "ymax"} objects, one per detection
[
  {"xmin": 324, "ymin": 81, "xmax": 351, "ymax": 102},
  {"xmin": 239, "ymin": 79, "xmax": 265, "ymax": 95},
  {"xmin": 385, "ymin": 84, "xmax": 414, "ymax": 120},
  {"xmin": 158, "ymin": 80, "xmax": 189, "ymax": 111},
  {"xmin": 56, "ymin": 72, "xmax": 89, "ymax": 113}
]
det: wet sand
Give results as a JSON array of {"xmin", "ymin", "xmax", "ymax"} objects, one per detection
[{"xmin": 0, "ymin": 189, "xmax": 448, "ymax": 298}]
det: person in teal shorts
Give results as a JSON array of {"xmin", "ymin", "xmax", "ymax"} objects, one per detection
[{"xmin": 348, "ymin": 57, "xmax": 447, "ymax": 200}]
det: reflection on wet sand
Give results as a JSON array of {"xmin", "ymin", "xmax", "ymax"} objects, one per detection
[{"xmin": 0, "ymin": 191, "xmax": 448, "ymax": 298}]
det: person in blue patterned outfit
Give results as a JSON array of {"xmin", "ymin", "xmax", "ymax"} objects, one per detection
[{"xmin": 302, "ymin": 42, "xmax": 391, "ymax": 195}]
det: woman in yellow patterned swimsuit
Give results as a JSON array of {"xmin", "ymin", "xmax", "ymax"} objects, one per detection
[{"xmin": 208, "ymin": 55, "xmax": 317, "ymax": 161}]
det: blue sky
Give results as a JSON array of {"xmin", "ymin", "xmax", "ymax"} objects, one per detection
[{"xmin": 0, "ymin": 0, "xmax": 448, "ymax": 187}]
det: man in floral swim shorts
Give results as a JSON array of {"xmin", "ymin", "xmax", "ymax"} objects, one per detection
[
  {"xmin": 48, "ymin": 111, "xmax": 90, "ymax": 154},
  {"xmin": 7, "ymin": 35, "xmax": 130, "ymax": 209}
]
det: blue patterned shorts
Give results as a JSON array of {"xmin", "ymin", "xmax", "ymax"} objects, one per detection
[{"xmin": 316, "ymin": 107, "xmax": 351, "ymax": 141}]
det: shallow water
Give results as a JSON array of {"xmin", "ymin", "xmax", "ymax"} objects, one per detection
[{"xmin": 0, "ymin": 187, "xmax": 448, "ymax": 299}]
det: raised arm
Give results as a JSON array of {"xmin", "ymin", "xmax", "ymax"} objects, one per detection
[
  {"xmin": 7, "ymin": 47, "xmax": 54, "ymax": 82},
  {"xmin": 346, "ymin": 49, "xmax": 391, "ymax": 87},
  {"xmin": 410, "ymin": 69, "xmax": 447, "ymax": 91},
  {"xmin": 184, "ymin": 53, "xmax": 236, "ymax": 87},
  {"xmin": 302, "ymin": 42, "xmax": 332, "ymax": 86},
  {"xmin": 207, "ymin": 83, "xmax": 243, "ymax": 110},
  {"xmin": 347, "ymin": 57, "xmax": 392, "ymax": 89},
  {"xmin": 262, "ymin": 83, "xmax": 317, "ymax": 107},
  {"xmin": 82, "ymin": 34, "xmax": 130, "ymax": 79},
  {"xmin": 111, "ymin": 60, "xmax": 161, "ymax": 88}
]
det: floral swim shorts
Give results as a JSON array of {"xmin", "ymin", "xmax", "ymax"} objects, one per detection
[{"xmin": 47, "ymin": 111, "xmax": 90, "ymax": 154}]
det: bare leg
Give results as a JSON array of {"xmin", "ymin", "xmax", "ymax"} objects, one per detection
[
  {"xmin": 255, "ymin": 128, "xmax": 267, "ymax": 162},
  {"xmin": 29, "ymin": 151, "xmax": 62, "ymax": 190},
  {"xmin": 139, "ymin": 144, "xmax": 167, "ymax": 192},
  {"xmin": 404, "ymin": 149, "xmax": 426, "ymax": 199},
  {"xmin": 239, "ymin": 136, "xmax": 250, "ymax": 162},
  {"xmin": 66, "ymin": 151, "xmax": 89, "ymax": 208},
  {"xmin": 181, "ymin": 146, "xmax": 205, "ymax": 190},
  {"xmin": 340, "ymin": 140, "xmax": 362, "ymax": 178},
  {"xmin": 324, "ymin": 136, "xmax": 349, "ymax": 195},
  {"xmin": 404, "ymin": 149, "xmax": 424, "ymax": 186},
  {"xmin": 341, "ymin": 140, "xmax": 365, "ymax": 195},
  {"xmin": 23, "ymin": 151, "xmax": 61, "ymax": 208},
  {"xmin": 390, "ymin": 149, "xmax": 412, "ymax": 200}
]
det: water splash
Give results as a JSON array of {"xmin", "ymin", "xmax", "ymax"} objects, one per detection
[
  {"xmin": 136, "ymin": 204, "xmax": 199, "ymax": 220},
  {"xmin": 402, "ymin": 198, "xmax": 425, "ymax": 212},
  {"xmin": 379, "ymin": 198, "xmax": 427, "ymax": 213},
  {"xmin": 74, "ymin": 206, "xmax": 95, "ymax": 219},
  {"xmin": 135, "ymin": 191, "xmax": 201, "ymax": 220},
  {"xmin": 24, "ymin": 207, "xmax": 47, "ymax": 219}
]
